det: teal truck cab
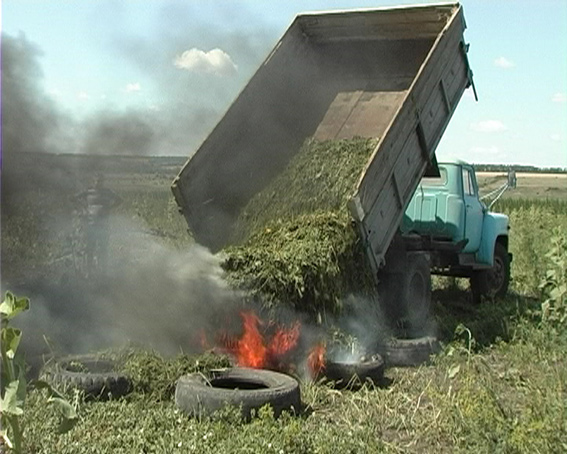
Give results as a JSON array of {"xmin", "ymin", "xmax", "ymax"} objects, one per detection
[
  {"xmin": 402, "ymin": 161, "xmax": 511, "ymax": 301},
  {"xmin": 375, "ymin": 161, "xmax": 511, "ymax": 335}
]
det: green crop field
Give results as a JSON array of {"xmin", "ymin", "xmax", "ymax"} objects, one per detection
[
  {"xmin": 2, "ymin": 153, "xmax": 567, "ymax": 453},
  {"xmin": 477, "ymin": 171, "xmax": 567, "ymax": 201}
]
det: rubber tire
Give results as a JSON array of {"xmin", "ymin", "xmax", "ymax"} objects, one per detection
[
  {"xmin": 41, "ymin": 354, "xmax": 132, "ymax": 400},
  {"xmin": 470, "ymin": 243, "xmax": 510, "ymax": 304},
  {"xmin": 382, "ymin": 336, "xmax": 440, "ymax": 367},
  {"xmin": 323, "ymin": 356, "xmax": 385, "ymax": 388},
  {"xmin": 401, "ymin": 253, "xmax": 432, "ymax": 335},
  {"xmin": 175, "ymin": 368, "xmax": 301, "ymax": 419}
]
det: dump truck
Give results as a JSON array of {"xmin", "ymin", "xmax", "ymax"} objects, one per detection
[{"xmin": 172, "ymin": 3, "xmax": 511, "ymax": 334}]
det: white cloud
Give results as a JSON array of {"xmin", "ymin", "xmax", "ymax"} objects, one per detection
[
  {"xmin": 470, "ymin": 120, "xmax": 508, "ymax": 133},
  {"xmin": 77, "ymin": 91, "xmax": 89, "ymax": 101},
  {"xmin": 494, "ymin": 56, "xmax": 515, "ymax": 69},
  {"xmin": 174, "ymin": 48, "xmax": 237, "ymax": 77},
  {"xmin": 125, "ymin": 83, "xmax": 141, "ymax": 93},
  {"xmin": 552, "ymin": 92, "xmax": 567, "ymax": 103}
]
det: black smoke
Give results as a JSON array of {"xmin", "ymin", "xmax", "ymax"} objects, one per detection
[
  {"xmin": 1, "ymin": 32, "xmax": 65, "ymax": 155},
  {"xmin": 0, "ymin": 12, "xmax": 277, "ymax": 374}
]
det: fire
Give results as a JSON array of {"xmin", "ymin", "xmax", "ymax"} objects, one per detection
[
  {"xmin": 226, "ymin": 311, "xmax": 300, "ymax": 371},
  {"xmin": 268, "ymin": 321, "xmax": 300, "ymax": 358},
  {"xmin": 220, "ymin": 310, "xmax": 327, "ymax": 378},
  {"xmin": 307, "ymin": 342, "xmax": 326, "ymax": 378},
  {"xmin": 236, "ymin": 312, "xmax": 267, "ymax": 368}
]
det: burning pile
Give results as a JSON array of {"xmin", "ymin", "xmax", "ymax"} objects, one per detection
[
  {"xmin": 222, "ymin": 311, "xmax": 326, "ymax": 379},
  {"xmin": 222, "ymin": 137, "xmax": 378, "ymax": 314},
  {"xmin": 226, "ymin": 312, "xmax": 300, "ymax": 370}
]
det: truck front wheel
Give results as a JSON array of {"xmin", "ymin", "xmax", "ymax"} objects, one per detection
[{"xmin": 470, "ymin": 242, "xmax": 510, "ymax": 304}]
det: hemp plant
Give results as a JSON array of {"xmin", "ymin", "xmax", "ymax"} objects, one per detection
[
  {"xmin": 1, "ymin": 291, "xmax": 30, "ymax": 452},
  {"xmin": 1, "ymin": 291, "xmax": 77, "ymax": 453},
  {"xmin": 540, "ymin": 228, "xmax": 567, "ymax": 326}
]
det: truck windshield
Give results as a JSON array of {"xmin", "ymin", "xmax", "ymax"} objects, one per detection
[{"xmin": 420, "ymin": 168, "xmax": 448, "ymax": 187}]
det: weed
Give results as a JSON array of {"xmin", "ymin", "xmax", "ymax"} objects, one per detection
[
  {"xmin": 539, "ymin": 227, "xmax": 567, "ymax": 326},
  {"xmin": 1, "ymin": 292, "xmax": 77, "ymax": 453}
]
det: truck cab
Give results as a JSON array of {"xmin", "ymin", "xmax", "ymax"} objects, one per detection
[{"xmin": 402, "ymin": 161, "xmax": 511, "ymax": 301}]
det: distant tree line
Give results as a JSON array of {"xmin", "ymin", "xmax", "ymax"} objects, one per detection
[{"xmin": 473, "ymin": 164, "xmax": 566, "ymax": 173}]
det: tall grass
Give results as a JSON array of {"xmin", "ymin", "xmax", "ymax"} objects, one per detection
[
  {"xmin": 10, "ymin": 188, "xmax": 567, "ymax": 452},
  {"xmin": 494, "ymin": 198, "xmax": 567, "ymax": 214},
  {"xmin": 493, "ymin": 198, "xmax": 567, "ymax": 297}
]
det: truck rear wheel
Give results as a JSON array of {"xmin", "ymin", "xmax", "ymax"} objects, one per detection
[
  {"xmin": 401, "ymin": 253, "xmax": 432, "ymax": 336},
  {"xmin": 470, "ymin": 242, "xmax": 510, "ymax": 303},
  {"xmin": 378, "ymin": 253, "xmax": 432, "ymax": 337}
]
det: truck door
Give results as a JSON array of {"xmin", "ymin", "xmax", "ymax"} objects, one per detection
[{"xmin": 462, "ymin": 166, "xmax": 484, "ymax": 252}]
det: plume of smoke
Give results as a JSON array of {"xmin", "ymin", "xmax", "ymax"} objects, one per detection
[
  {"xmin": 81, "ymin": 110, "xmax": 158, "ymax": 156},
  {"xmin": 1, "ymin": 12, "xmax": 275, "ymax": 160},
  {"xmin": 13, "ymin": 219, "xmax": 245, "ymax": 374},
  {"xmin": 1, "ymin": 32, "xmax": 65, "ymax": 155},
  {"xmin": 102, "ymin": 223, "xmax": 245, "ymax": 354}
]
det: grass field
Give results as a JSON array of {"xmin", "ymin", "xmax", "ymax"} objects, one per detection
[
  {"xmin": 2, "ymin": 153, "xmax": 567, "ymax": 453},
  {"xmin": 477, "ymin": 171, "xmax": 567, "ymax": 201}
]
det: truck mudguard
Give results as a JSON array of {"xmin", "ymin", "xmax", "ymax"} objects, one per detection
[{"xmin": 477, "ymin": 213, "xmax": 509, "ymax": 266}]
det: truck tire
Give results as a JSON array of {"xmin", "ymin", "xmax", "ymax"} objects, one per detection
[
  {"xmin": 323, "ymin": 356, "xmax": 385, "ymax": 388},
  {"xmin": 175, "ymin": 368, "xmax": 301, "ymax": 419},
  {"xmin": 40, "ymin": 354, "xmax": 132, "ymax": 400},
  {"xmin": 382, "ymin": 336, "xmax": 440, "ymax": 367},
  {"xmin": 470, "ymin": 242, "xmax": 510, "ymax": 303},
  {"xmin": 401, "ymin": 253, "xmax": 432, "ymax": 336}
]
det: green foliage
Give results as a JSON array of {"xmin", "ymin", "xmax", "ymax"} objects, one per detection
[
  {"xmin": 0, "ymin": 291, "xmax": 30, "ymax": 452},
  {"xmin": 21, "ymin": 325, "xmax": 567, "ymax": 453},
  {"xmin": 494, "ymin": 197, "xmax": 567, "ymax": 214},
  {"xmin": 231, "ymin": 137, "xmax": 377, "ymax": 243},
  {"xmin": 1, "ymin": 292, "xmax": 78, "ymax": 452},
  {"xmin": 5, "ymin": 156, "xmax": 567, "ymax": 452},
  {"xmin": 223, "ymin": 211, "xmax": 375, "ymax": 314},
  {"xmin": 223, "ymin": 138, "xmax": 378, "ymax": 314},
  {"xmin": 539, "ymin": 227, "xmax": 567, "ymax": 326},
  {"xmin": 120, "ymin": 349, "xmax": 231, "ymax": 402},
  {"xmin": 494, "ymin": 200, "xmax": 567, "ymax": 296},
  {"xmin": 474, "ymin": 164, "xmax": 566, "ymax": 173}
]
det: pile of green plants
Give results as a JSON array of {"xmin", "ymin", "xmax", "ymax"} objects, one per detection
[
  {"xmin": 222, "ymin": 137, "xmax": 378, "ymax": 314},
  {"xmin": 118, "ymin": 348, "xmax": 231, "ymax": 402}
]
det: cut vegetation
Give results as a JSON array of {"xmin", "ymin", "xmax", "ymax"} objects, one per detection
[
  {"xmin": 2, "ymin": 152, "xmax": 567, "ymax": 452},
  {"xmin": 223, "ymin": 138, "xmax": 378, "ymax": 314}
]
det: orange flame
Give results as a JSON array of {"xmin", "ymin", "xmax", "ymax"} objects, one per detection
[
  {"xmin": 268, "ymin": 321, "xmax": 300, "ymax": 358},
  {"xmin": 226, "ymin": 311, "xmax": 301, "ymax": 371},
  {"xmin": 236, "ymin": 312, "xmax": 267, "ymax": 368},
  {"xmin": 307, "ymin": 342, "xmax": 326, "ymax": 378}
]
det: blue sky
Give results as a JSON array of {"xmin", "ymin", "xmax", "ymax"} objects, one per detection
[{"xmin": 2, "ymin": 0, "xmax": 566, "ymax": 167}]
